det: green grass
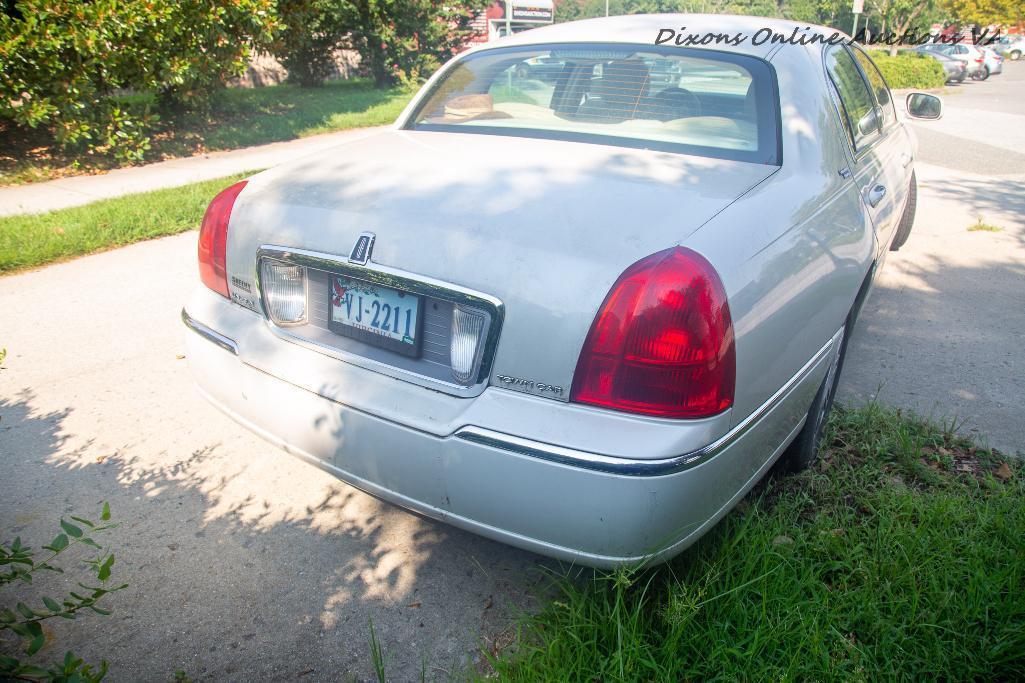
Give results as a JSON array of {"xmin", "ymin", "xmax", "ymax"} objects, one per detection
[
  {"xmin": 0, "ymin": 79, "xmax": 412, "ymax": 186},
  {"xmin": 968, "ymin": 218, "xmax": 1003, "ymax": 232},
  {"xmin": 0, "ymin": 171, "xmax": 257, "ymax": 274},
  {"xmin": 488, "ymin": 403, "xmax": 1024, "ymax": 680}
]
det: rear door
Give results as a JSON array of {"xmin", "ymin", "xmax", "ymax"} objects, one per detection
[
  {"xmin": 824, "ymin": 45, "xmax": 897, "ymax": 253},
  {"xmin": 850, "ymin": 45, "xmax": 911, "ymax": 252}
]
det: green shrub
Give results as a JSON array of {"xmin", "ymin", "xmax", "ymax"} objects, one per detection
[
  {"xmin": 273, "ymin": 0, "xmax": 356, "ymax": 87},
  {"xmin": 871, "ymin": 52, "xmax": 947, "ymax": 89},
  {"xmin": 0, "ymin": 0, "xmax": 277, "ymax": 157}
]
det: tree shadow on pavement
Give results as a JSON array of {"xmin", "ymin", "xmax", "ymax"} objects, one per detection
[{"xmin": 0, "ymin": 390, "xmax": 546, "ymax": 681}]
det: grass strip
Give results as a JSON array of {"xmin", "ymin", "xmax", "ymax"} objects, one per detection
[
  {"xmin": 1, "ymin": 80, "xmax": 411, "ymax": 186},
  {"xmin": 488, "ymin": 402, "xmax": 1024, "ymax": 680},
  {"xmin": 0, "ymin": 171, "xmax": 257, "ymax": 274}
]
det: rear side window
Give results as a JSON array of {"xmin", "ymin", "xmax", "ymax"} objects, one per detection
[
  {"xmin": 406, "ymin": 43, "xmax": 781, "ymax": 165},
  {"xmin": 825, "ymin": 46, "xmax": 878, "ymax": 151},
  {"xmin": 851, "ymin": 47, "xmax": 896, "ymax": 129}
]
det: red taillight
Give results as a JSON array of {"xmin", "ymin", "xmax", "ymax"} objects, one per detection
[
  {"xmin": 570, "ymin": 247, "xmax": 735, "ymax": 419},
  {"xmin": 198, "ymin": 180, "xmax": 247, "ymax": 298}
]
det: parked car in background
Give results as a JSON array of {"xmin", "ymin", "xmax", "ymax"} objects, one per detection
[
  {"xmin": 921, "ymin": 42, "xmax": 987, "ymax": 79},
  {"xmin": 982, "ymin": 47, "xmax": 1004, "ymax": 75},
  {"xmin": 184, "ymin": 15, "xmax": 942, "ymax": 567},
  {"xmin": 514, "ymin": 55, "xmax": 565, "ymax": 81},
  {"xmin": 996, "ymin": 35, "xmax": 1024, "ymax": 60},
  {"xmin": 907, "ymin": 48, "xmax": 966, "ymax": 83}
]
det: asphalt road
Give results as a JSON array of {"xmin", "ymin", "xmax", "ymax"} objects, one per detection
[{"xmin": 2, "ymin": 62, "xmax": 1023, "ymax": 681}]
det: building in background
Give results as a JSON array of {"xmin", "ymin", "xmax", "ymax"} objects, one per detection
[{"xmin": 466, "ymin": 1, "xmax": 555, "ymax": 46}]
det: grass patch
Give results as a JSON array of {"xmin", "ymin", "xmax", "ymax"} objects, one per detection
[
  {"xmin": 968, "ymin": 218, "xmax": 1003, "ymax": 232},
  {"xmin": 0, "ymin": 171, "xmax": 257, "ymax": 274},
  {"xmin": 0, "ymin": 79, "xmax": 411, "ymax": 186},
  {"xmin": 488, "ymin": 403, "xmax": 1024, "ymax": 680}
]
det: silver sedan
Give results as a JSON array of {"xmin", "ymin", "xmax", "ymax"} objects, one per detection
[{"xmin": 183, "ymin": 15, "xmax": 941, "ymax": 567}]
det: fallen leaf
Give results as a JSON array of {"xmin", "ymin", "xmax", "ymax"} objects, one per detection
[
  {"xmin": 175, "ymin": 354, "xmax": 186, "ymax": 360},
  {"xmin": 995, "ymin": 462, "xmax": 1013, "ymax": 481},
  {"xmin": 408, "ymin": 601, "xmax": 422, "ymax": 609},
  {"xmin": 772, "ymin": 535, "xmax": 794, "ymax": 547},
  {"xmin": 484, "ymin": 595, "xmax": 493, "ymax": 610}
]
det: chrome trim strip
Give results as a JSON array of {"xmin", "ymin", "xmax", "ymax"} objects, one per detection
[
  {"xmin": 456, "ymin": 337, "xmax": 836, "ymax": 477},
  {"xmin": 255, "ymin": 245, "xmax": 505, "ymax": 397},
  {"xmin": 181, "ymin": 308, "xmax": 238, "ymax": 356}
]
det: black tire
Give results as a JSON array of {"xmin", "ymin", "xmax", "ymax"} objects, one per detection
[
  {"xmin": 890, "ymin": 171, "xmax": 917, "ymax": 251},
  {"xmin": 775, "ymin": 321, "xmax": 850, "ymax": 473},
  {"xmin": 974, "ymin": 65, "xmax": 990, "ymax": 81}
]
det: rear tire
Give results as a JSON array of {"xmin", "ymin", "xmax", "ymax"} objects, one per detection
[
  {"xmin": 1011, "ymin": 50, "xmax": 1021, "ymax": 61},
  {"xmin": 890, "ymin": 171, "xmax": 917, "ymax": 251},
  {"xmin": 775, "ymin": 322, "xmax": 849, "ymax": 473}
]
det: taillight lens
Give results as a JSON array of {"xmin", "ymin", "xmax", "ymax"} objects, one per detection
[
  {"xmin": 570, "ymin": 247, "xmax": 735, "ymax": 419},
  {"xmin": 198, "ymin": 181, "xmax": 247, "ymax": 297}
]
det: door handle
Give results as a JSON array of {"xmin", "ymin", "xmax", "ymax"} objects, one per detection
[{"xmin": 866, "ymin": 184, "xmax": 887, "ymax": 208}]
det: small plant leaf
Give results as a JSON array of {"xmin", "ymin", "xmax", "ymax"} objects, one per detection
[
  {"xmin": 70, "ymin": 516, "xmax": 95, "ymax": 528},
  {"xmin": 42, "ymin": 597, "xmax": 61, "ymax": 612},
  {"xmin": 45, "ymin": 532, "xmax": 69, "ymax": 551},
  {"xmin": 101, "ymin": 502, "xmax": 111, "ymax": 521},
  {"xmin": 26, "ymin": 631, "xmax": 45, "ymax": 656},
  {"xmin": 97, "ymin": 555, "xmax": 115, "ymax": 581},
  {"xmin": 60, "ymin": 520, "xmax": 84, "ymax": 538},
  {"xmin": 80, "ymin": 537, "xmax": 101, "ymax": 550},
  {"xmin": 16, "ymin": 602, "xmax": 35, "ymax": 619}
]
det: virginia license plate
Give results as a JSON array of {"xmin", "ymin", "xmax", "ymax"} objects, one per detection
[{"xmin": 328, "ymin": 276, "xmax": 422, "ymax": 356}]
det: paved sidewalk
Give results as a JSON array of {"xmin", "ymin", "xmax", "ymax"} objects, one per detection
[{"xmin": 0, "ymin": 126, "xmax": 385, "ymax": 217}]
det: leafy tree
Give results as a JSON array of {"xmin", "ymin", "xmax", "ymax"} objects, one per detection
[
  {"xmin": 865, "ymin": 0, "xmax": 937, "ymax": 54},
  {"xmin": 349, "ymin": 0, "xmax": 491, "ymax": 86},
  {"xmin": 942, "ymin": 0, "xmax": 1025, "ymax": 27},
  {"xmin": 273, "ymin": 0, "xmax": 358, "ymax": 87},
  {"xmin": 0, "ymin": 0, "xmax": 277, "ymax": 157}
]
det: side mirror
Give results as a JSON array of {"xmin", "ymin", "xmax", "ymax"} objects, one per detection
[{"xmin": 906, "ymin": 93, "xmax": 943, "ymax": 120}]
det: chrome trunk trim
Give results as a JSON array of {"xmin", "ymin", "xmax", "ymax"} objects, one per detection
[{"xmin": 255, "ymin": 245, "xmax": 505, "ymax": 398}]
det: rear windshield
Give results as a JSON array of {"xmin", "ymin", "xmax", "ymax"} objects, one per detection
[{"xmin": 405, "ymin": 43, "xmax": 781, "ymax": 165}]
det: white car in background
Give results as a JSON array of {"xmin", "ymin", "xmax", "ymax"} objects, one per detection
[
  {"xmin": 923, "ymin": 42, "xmax": 989, "ymax": 79},
  {"xmin": 183, "ymin": 15, "xmax": 942, "ymax": 567},
  {"xmin": 996, "ymin": 35, "xmax": 1024, "ymax": 60}
]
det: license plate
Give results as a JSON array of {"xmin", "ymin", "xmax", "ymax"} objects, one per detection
[{"xmin": 328, "ymin": 276, "xmax": 422, "ymax": 356}]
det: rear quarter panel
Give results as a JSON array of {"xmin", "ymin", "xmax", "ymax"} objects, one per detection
[{"xmin": 688, "ymin": 44, "xmax": 875, "ymax": 427}]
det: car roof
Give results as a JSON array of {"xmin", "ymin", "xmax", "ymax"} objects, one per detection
[{"xmin": 474, "ymin": 13, "xmax": 851, "ymax": 61}]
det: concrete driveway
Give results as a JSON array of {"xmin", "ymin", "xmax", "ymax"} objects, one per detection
[
  {"xmin": 1, "ymin": 62, "xmax": 1022, "ymax": 681},
  {"xmin": 839, "ymin": 62, "xmax": 1025, "ymax": 453}
]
